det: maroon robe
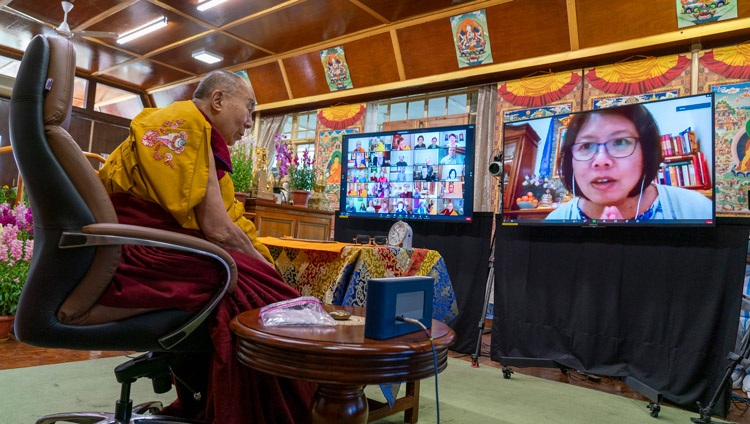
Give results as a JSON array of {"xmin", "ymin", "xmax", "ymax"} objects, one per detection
[{"xmin": 98, "ymin": 193, "xmax": 315, "ymax": 423}]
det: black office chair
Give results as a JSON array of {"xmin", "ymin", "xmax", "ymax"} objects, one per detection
[{"xmin": 9, "ymin": 34, "xmax": 237, "ymax": 423}]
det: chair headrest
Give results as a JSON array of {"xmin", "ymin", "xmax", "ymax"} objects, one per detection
[{"xmin": 43, "ymin": 36, "xmax": 76, "ymax": 130}]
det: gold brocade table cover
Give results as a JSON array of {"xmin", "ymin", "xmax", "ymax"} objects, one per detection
[
  {"xmin": 258, "ymin": 236, "xmax": 458, "ymax": 409},
  {"xmin": 258, "ymin": 237, "xmax": 458, "ymax": 324}
]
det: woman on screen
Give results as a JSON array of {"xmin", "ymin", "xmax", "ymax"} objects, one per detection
[{"xmin": 546, "ymin": 104, "xmax": 712, "ymax": 221}]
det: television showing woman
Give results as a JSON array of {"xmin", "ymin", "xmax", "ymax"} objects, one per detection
[{"xmin": 546, "ymin": 104, "xmax": 712, "ymax": 221}]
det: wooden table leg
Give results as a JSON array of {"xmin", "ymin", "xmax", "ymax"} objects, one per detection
[
  {"xmin": 404, "ymin": 381, "xmax": 420, "ymax": 424},
  {"xmin": 312, "ymin": 383, "xmax": 369, "ymax": 424}
]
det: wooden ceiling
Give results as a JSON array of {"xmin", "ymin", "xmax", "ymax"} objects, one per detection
[{"xmin": 0, "ymin": 0, "xmax": 749, "ymax": 113}]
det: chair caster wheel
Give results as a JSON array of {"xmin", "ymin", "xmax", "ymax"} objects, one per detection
[
  {"xmin": 502, "ymin": 367, "xmax": 513, "ymax": 379},
  {"xmin": 648, "ymin": 402, "xmax": 660, "ymax": 417}
]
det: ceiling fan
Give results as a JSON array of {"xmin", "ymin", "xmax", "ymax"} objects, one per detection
[{"xmin": 2, "ymin": 0, "xmax": 118, "ymax": 39}]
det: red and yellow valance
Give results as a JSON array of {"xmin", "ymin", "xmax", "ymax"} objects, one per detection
[
  {"xmin": 317, "ymin": 104, "xmax": 366, "ymax": 130},
  {"xmin": 498, "ymin": 71, "xmax": 581, "ymax": 108},
  {"xmin": 585, "ymin": 55, "xmax": 690, "ymax": 95},
  {"xmin": 699, "ymin": 44, "xmax": 750, "ymax": 80}
]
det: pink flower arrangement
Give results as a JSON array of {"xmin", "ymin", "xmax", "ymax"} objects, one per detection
[
  {"xmin": 273, "ymin": 134, "xmax": 294, "ymax": 186},
  {"xmin": 0, "ymin": 201, "xmax": 33, "ymax": 316}
]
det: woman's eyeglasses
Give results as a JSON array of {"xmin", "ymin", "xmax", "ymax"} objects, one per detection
[{"xmin": 570, "ymin": 137, "xmax": 639, "ymax": 161}]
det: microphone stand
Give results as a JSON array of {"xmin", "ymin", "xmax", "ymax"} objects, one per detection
[
  {"xmin": 691, "ymin": 294, "xmax": 750, "ymax": 423},
  {"xmin": 471, "ymin": 173, "xmax": 502, "ymax": 367}
]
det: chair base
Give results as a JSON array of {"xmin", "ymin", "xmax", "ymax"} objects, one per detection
[{"xmin": 35, "ymin": 401, "xmax": 205, "ymax": 424}]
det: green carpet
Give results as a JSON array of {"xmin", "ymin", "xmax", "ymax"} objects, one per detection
[{"xmin": 0, "ymin": 355, "xmax": 730, "ymax": 424}]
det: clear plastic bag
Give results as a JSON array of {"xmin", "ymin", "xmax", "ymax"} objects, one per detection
[{"xmin": 259, "ymin": 296, "xmax": 337, "ymax": 326}]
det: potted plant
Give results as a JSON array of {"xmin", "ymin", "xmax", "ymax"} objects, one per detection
[
  {"xmin": 229, "ymin": 139, "xmax": 254, "ymax": 205},
  {"xmin": 0, "ymin": 195, "xmax": 33, "ymax": 342},
  {"xmin": 288, "ymin": 149, "xmax": 316, "ymax": 207}
]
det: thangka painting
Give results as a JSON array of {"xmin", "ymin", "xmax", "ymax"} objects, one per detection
[
  {"xmin": 318, "ymin": 129, "xmax": 360, "ymax": 209},
  {"xmin": 450, "ymin": 9, "xmax": 493, "ymax": 68},
  {"xmin": 711, "ymin": 82, "xmax": 750, "ymax": 217},
  {"xmin": 700, "ymin": 44, "xmax": 750, "ymax": 217},
  {"xmin": 320, "ymin": 46, "xmax": 354, "ymax": 91},
  {"xmin": 676, "ymin": 0, "xmax": 738, "ymax": 29}
]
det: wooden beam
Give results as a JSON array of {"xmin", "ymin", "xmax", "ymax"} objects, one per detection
[
  {"xmin": 390, "ymin": 30, "xmax": 405, "ymax": 81},
  {"xmin": 252, "ymin": 16, "xmax": 750, "ymax": 112},
  {"xmin": 566, "ymin": 0, "xmax": 579, "ymax": 51}
]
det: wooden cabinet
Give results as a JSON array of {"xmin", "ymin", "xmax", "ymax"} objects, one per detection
[
  {"xmin": 244, "ymin": 199, "xmax": 334, "ymax": 241},
  {"xmin": 502, "ymin": 123, "xmax": 540, "ymax": 211}
]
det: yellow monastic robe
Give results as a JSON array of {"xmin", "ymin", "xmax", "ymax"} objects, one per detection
[{"xmin": 99, "ymin": 100, "xmax": 272, "ymax": 262}]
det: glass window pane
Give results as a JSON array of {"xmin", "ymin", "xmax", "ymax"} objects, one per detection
[
  {"xmin": 281, "ymin": 116, "xmax": 293, "ymax": 139},
  {"xmin": 299, "ymin": 112, "xmax": 316, "ymax": 139},
  {"xmin": 390, "ymin": 102, "xmax": 407, "ymax": 121},
  {"xmin": 377, "ymin": 105, "xmax": 387, "ymax": 130},
  {"xmin": 94, "ymin": 84, "xmax": 143, "ymax": 119},
  {"xmin": 0, "ymin": 57, "xmax": 19, "ymax": 78},
  {"xmin": 447, "ymin": 94, "xmax": 466, "ymax": 115},
  {"xmin": 407, "ymin": 100, "xmax": 424, "ymax": 120},
  {"xmin": 427, "ymin": 97, "xmax": 446, "ymax": 117},
  {"xmin": 73, "ymin": 77, "xmax": 88, "ymax": 108}
]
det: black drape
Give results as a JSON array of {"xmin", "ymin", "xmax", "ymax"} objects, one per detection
[
  {"xmin": 334, "ymin": 212, "xmax": 493, "ymax": 353},
  {"xmin": 490, "ymin": 221, "xmax": 748, "ymax": 414}
]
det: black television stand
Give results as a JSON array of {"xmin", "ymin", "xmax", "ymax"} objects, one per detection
[{"xmin": 499, "ymin": 357, "xmax": 664, "ymax": 417}]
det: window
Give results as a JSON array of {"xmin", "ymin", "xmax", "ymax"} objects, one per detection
[
  {"xmin": 73, "ymin": 77, "xmax": 88, "ymax": 108},
  {"xmin": 375, "ymin": 88, "xmax": 477, "ymax": 130},
  {"xmin": 94, "ymin": 83, "xmax": 144, "ymax": 120},
  {"xmin": 281, "ymin": 111, "xmax": 317, "ymax": 161}
]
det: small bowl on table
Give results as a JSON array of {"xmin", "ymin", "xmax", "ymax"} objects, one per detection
[{"xmin": 516, "ymin": 201, "xmax": 538, "ymax": 210}]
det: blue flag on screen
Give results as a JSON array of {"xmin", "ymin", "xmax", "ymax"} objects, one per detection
[{"xmin": 538, "ymin": 118, "xmax": 556, "ymax": 178}]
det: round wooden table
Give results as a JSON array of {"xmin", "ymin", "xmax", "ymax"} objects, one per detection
[{"xmin": 230, "ymin": 305, "xmax": 456, "ymax": 424}]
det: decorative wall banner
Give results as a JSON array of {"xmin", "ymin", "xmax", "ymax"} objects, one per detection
[
  {"xmin": 450, "ymin": 10, "xmax": 493, "ymax": 68},
  {"xmin": 584, "ymin": 55, "xmax": 690, "ymax": 95},
  {"xmin": 700, "ymin": 44, "xmax": 750, "ymax": 80},
  {"xmin": 711, "ymin": 81, "xmax": 750, "ymax": 217},
  {"xmin": 498, "ymin": 71, "xmax": 581, "ymax": 108},
  {"xmin": 235, "ymin": 70, "xmax": 251, "ymax": 85},
  {"xmin": 590, "ymin": 90, "xmax": 680, "ymax": 109},
  {"xmin": 316, "ymin": 129, "xmax": 360, "ymax": 209},
  {"xmin": 502, "ymin": 104, "xmax": 573, "ymax": 123},
  {"xmin": 676, "ymin": 0, "xmax": 738, "ymax": 28},
  {"xmin": 320, "ymin": 46, "xmax": 354, "ymax": 91},
  {"xmin": 317, "ymin": 104, "xmax": 366, "ymax": 130}
]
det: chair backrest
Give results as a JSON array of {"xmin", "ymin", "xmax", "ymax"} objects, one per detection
[{"xmin": 9, "ymin": 35, "xmax": 127, "ymax": 345}]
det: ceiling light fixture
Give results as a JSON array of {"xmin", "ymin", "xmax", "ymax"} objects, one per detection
[
  {"xmin": 197, "ymin": 0, "xmax": 229, "ymax": 11},
  {"xmin": 116, "ymin": 16, "xmax": 168, "ymax": 45},
  {"xmin": 192, "ymin": 48, "xmax": 223, "ymax": 64}
]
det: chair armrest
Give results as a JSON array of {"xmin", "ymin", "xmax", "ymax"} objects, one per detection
[{"xmin": 59, "ymin": 223, "xmax": 238, "ymax": 349}]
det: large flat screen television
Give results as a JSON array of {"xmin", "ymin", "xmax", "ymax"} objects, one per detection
[
  {"xmin": 501, "ymin": 93, "xmax": 715, "ymax": 227},
  {"xmin": 339, "ymin": 124, "xmax": 475, "ymax": 223}
]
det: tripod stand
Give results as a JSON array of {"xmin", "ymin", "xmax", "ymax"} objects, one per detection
[
  {"xmin": 692, "ymin": 294, "xmax": 750, "ymax": 423},
  {"xmin": 471, "ymin": 173, "xmax": 502, "ymax": 368},
  {"xmin": 471, "ymin": 231, "xmax": 495, "ymax": 367}
]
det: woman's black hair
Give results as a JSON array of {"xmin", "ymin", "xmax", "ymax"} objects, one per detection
[
  {"xmin": 448, "ymin": 168, "xmax": 457, "ymax": 178},
  {"xmin": 557, "ymin": 103, "xmax": 663, "ymax": 199}
]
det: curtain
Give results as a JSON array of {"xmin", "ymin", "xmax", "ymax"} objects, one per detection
[
  {"xmin": 257, "ymin": 114, "xmax": 287, "ymax": 152},
  {"xmin": 474, "ymin": 84, "xmax": 498, "ymax": 213},
  {"xmin": 364, "ymin": 101, "xmax": 379, "ymax": 133}
]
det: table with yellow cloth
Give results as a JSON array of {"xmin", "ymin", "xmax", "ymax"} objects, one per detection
[{"xmin": 258, "ymin": 237, "xmax": 458, "ymax": 324}]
